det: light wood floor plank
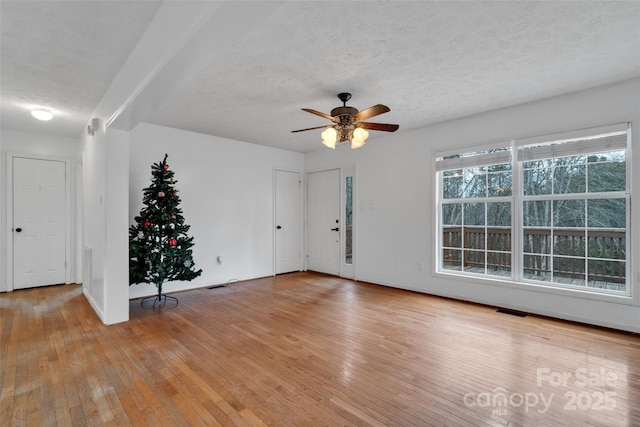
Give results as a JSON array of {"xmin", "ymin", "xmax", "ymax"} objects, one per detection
[{"xmin": 1, "ymin": 272, "xmax": 640, "ymax": 426}]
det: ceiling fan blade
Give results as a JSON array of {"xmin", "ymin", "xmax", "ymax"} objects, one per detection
[
  {"xmin": 301, "ymin": 108, "xmax": 338, "ymax": 122},
  {"xmin": 358, "ymin": 122, "xmax": 399, "ymax": 132},
  {"xmin": 291, "ymin": 125, "xmax": 334, "ymax": 133},
  {"xmin": 352, "ymin": 104, "xmax": 390, "ymax": 121}
]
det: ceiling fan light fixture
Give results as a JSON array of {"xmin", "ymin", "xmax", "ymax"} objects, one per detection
[
  {"xmin": 350, "ymin": 138, "xmax": 366, "ymax": 149},
  {"xmin": 31, "ymin": 109, "xmax": 53, "ymax": 121},
  {"xmin": 321, "ymin": 127, "xmax": 337, "ymax": 149},
  {"xmin": 292, "ymin": 92, "xmax": 398, "ymax": 150},
  {"xmin": 350, "ymin": 127, "xmax": 368, "ymax": 149}
]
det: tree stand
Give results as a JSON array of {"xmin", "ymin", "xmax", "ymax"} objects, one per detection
[
  {"xmin": 141, "ymin": 294, "xmax": 178, "ymax": 309},
  {"xmin": 141, "ymin": 284, "xmax": 178, "ymax": 309}
]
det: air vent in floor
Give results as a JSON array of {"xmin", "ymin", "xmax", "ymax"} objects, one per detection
[{"xmin": 497, "ymin": 308, "xmax": 527, "ymax": 318}]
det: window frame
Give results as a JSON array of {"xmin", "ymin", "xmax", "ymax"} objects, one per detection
[{"xmin": 434, "ymin": 123, "xmax": 632, "ymax": 301}]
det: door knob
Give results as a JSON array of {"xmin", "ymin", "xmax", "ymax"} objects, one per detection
[
  {"xmin": 276, "ymin": 225, "xmax": 282, "ymax": 229},
  {"xmin": 15, "ymin": 227, "xmax": 22, "ymax": 233},
  {"xmin": 331, "ymin": 227, "xmax": 339, "ymax": 231}
]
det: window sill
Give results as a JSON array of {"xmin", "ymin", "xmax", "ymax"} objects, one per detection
[{"xmin": 433, "ymin": 269, "xmax": 637, "ymax": 306}]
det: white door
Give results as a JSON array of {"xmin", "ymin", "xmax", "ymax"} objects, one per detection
[
  {"xmin": 275, "ymin": 170, "xmax": 301, "ymax": 274},
  {"xmin": 12, "ymin": 157, "xmax": 67, "ymax": 289},
  {"xmin": 307, "ymin": 169, "xmax": 340, "ymax": 275}
]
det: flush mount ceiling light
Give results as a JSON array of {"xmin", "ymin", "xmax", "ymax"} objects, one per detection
[
  {"xmin": 292, "ymin": 92, "xmax": 399, "ymax": 149},
  {"xmin": 31, "ymin": 109, "xmax": 54, "ymax": 121}
]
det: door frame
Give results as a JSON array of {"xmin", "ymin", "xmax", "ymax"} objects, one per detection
[
  {"xmin": 6, "ymin": 153, "xmax": 72, "ymax": 291},
  {"xmin": 304, "ymin": 165, "xmax": 357, "ymax": 278},
  {"xmin": 273, "ymin": 167, "xmax": 304, "ymax": 275}
]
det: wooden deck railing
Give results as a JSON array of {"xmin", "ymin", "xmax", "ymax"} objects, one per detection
[
  {"xmin": 443, "ymin": 226, "xmax": 626, "ymax": 283},
  {"xmin": 345, "ymin": 225, "xmax": 353, "ymax": 261}
]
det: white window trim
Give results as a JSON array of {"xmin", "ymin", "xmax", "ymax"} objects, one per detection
[{"xmin": 434, "ymin": 123, "xmax": 633, "ymax": 303}]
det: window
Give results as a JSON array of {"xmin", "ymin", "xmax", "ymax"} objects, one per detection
[
  {"xmin": 436, "ymin": 123, "xmax": 631, "ymax": 295},
  {"xmin": 440, "ymin": 149, "xmax": 513, "ymax": 277},
  {"xmin": 345, "ymin": 175, "xmax": 353, "ymax": 264}
]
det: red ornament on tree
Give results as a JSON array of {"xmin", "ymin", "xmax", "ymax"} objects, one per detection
[
  {"xmin": 168, "ymin": 238, "xmax": 177, "ymax": 246},
  {"xmin": 143, "ymin": 220, "xmax": 151, "ymax": 227},
  {"xmin": 173, "ymin": 191, "xmax": 177, "ymax": 197},
  {"xmin": 158, "ymin": 191, "xmax": 165, "ymax": 198},
  {"xmin": 164, "ymin": 164, "xmax": 169, "ymax": 171},
  {"xmin": 171, "ymin": 214, "xmax": 176, "ymax": 219}
]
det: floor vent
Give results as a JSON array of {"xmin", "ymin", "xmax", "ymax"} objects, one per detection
[{"xmin": 497, "ymin": 308, "xmax": 527, "ymax": 318}]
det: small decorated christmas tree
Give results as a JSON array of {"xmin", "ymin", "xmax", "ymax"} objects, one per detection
[{"xmin": 129, "ymin": 154, "xmax": 202, "ymax": 307}]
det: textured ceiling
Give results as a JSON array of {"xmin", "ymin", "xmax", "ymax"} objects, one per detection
[
  {"xmin": 0, "ymin": 0, "xmax": 163, "ymax": 137},
  {"xmin": 2, "ymin": 1, "xmax": 639, "ymax": 152}
]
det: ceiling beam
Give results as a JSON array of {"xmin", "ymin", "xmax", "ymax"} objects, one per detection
[{"xmin": 93, "ymin": 1, "xmax": 284, "ymax": 132}]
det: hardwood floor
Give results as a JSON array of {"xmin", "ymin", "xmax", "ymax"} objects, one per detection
[{"xmin": 2, "ymin": 272, "xmax": 639, "ymax": 426}]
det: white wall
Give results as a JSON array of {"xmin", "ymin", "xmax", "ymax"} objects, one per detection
[
  {"xmin": 82, "ymin": 124, "xmax": 107, "ymax": 318},
  {"xmin": 128, "ymin": 123, "xmax": 304, "ymax": 298},
  {"xmin": 305, "ymin": 77, "xmax": 640, "ymax": 332},
  {"xmin": 0, "ymin": 128, "xmax": 82, "ymax": 292},
  {"xmin": 82, "ymin": 124, "xmax": 130, "ymax": 324},
  {"xmin": 104, "ymin": 129, "xmax": 130, "ymax": 324}
]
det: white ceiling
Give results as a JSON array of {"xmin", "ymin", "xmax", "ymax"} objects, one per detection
[
  {"xmin": 2, "ymin": 1, "xmax": 640, "ymax": 153},
  {"xmin": 0, "ymin": 1, "xmax": 163, "ymax": 138}
]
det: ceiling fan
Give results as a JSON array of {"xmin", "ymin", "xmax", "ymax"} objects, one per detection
[{"xmin": 291, "ymin": 92, "xmax": 399, "ymax": 149}]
